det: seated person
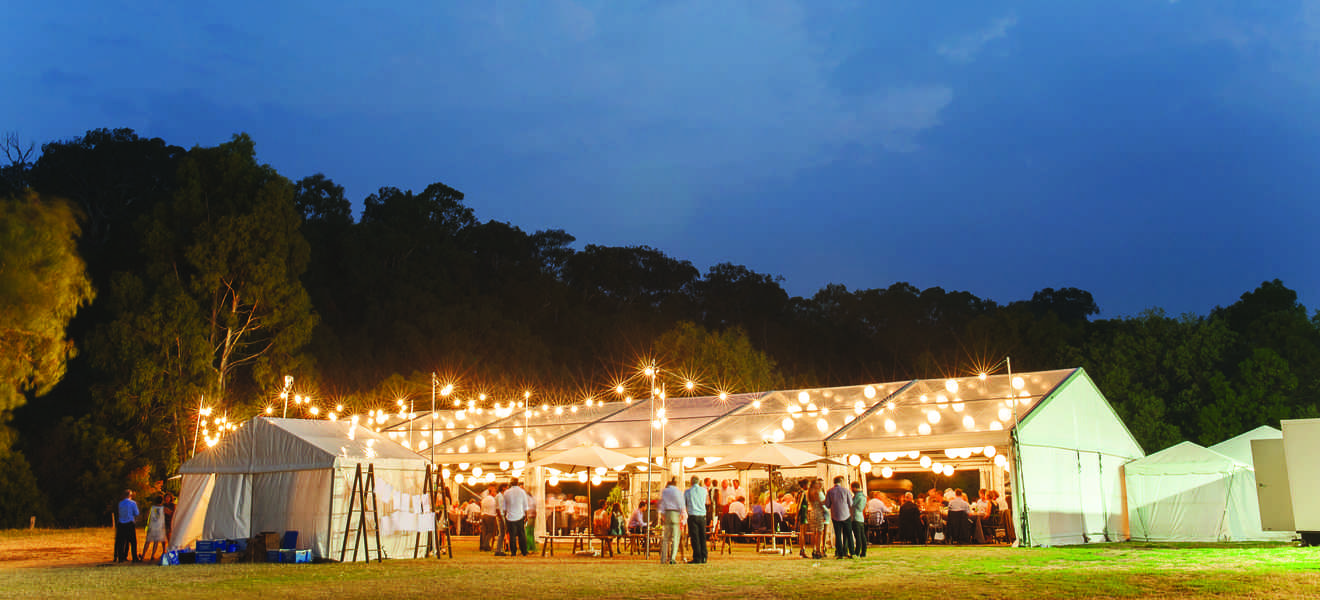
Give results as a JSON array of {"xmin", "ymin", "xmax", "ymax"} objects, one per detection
[
  {"xmin": 628, "ymin": 500, "xmax": 649, "ymax": 534},
  {"xmin": 593, "ymin": 499, "xmax": 611, "ymax": 535},
  {"xmin": 947, "ymin": 489, "xmax": 972, "ymax": 543},
  {"xmin": 898, "ymin": 492, "xmax": 924, "ymax": 544}
]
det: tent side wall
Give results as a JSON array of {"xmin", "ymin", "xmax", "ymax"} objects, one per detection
[
  {"xmin": 326, "ymin": 459, "xmax": 427, "ymax": 561},
  {"xmin": 1015, "ymin": 369, "xmax": 1144, "ymax": 546}
]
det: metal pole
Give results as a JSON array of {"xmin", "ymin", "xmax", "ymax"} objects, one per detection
[
  {"xmin": 645, "ymin": 367, "xmax": 655, "ymax": 559},
  {"xmin": 431, "ymin": 373, "xmax": 436, "ymax": 466},
  {"xmin": 1007, "ymin": 356, "xmax": 1029, "ymax": 546},
  {"xmin": 191, "ymin": 395, "xmax": 204, "ymax": 458}
]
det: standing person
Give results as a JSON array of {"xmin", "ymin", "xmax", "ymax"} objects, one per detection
[
  {"xmin": 500, "ymin": 478, "xmax": 532, "ymax": 556},
  {"xmin": 114, "ymin": 489, "xmax": 140, "ymax": 563},
  {"xmin": 658, "ymin": 478, "xmax": 685, "ymax": 564},
  {"xmin": 824, "ymin": 476, "xmax": 853, "ymax": 559},
  {"xmin": 479, "ymin": 486, "xmax": 498, "ymax": 551},
  {"xmin": 683, "ymin": 476, "xmax": 708, "ymax": 564},
  {"xmin": 161, "ymin": 493, "xmax": 176, "ymax": 545},
  {"xmin": 142, "ymin": 496, "xmax": 167, "ymax": 562},
  {"xmin": 718, "ymin": 480, "xmax": 732, "ymax": 516},
  {"xmin": 493, "ymin": 483, "xmax": 509, "ymax": 556},
  {"xmin": 849, "ymin": 481, "xmax": 867, "ymax": 557},
  {"xmin": 807, "ymin": 478, "xmax": 828, "ymax": 558},
  {"xmin": 794, "ymin": 480, "xmax": 812, "ymax": 558}
]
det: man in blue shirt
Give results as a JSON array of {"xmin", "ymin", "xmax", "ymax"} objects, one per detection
[
  {"xmin": 683, "ymin": 476, "xmax": 708, "ymax": 564},
  {"xmin": 500, "ymin": 478, "xmax": 532, "ymax": 556},
  {"xmin": 823, "ymin": 476, "xmax": 853, "ymax": 558},
  {"xmin": 114, "ymin": 489, "xmax": 140, "ymax": 563},
  {"xmin": 658, "ymin": 478, "xmax": 685, "ymax": 564}
]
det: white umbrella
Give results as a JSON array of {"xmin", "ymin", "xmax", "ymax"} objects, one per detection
[
  {"xmin": 694, "ymin": 443, "xmax": 846, "ymax": 471},
  {"xmin": 694, "ymin": 443, "xmax": 845, "ymax": 552},
  {"xmin": 529, "ymin": 445, "xmax": 641, "ymax": 473},
  {"xmin": 530, "ymin": 445, "xmax": 641, "ymax": 539}
]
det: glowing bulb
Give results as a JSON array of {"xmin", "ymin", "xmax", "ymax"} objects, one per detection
[
  {"xmin": 978, "ymin": 372, "xmax": 987, "ymax": 380},
  {"xmin": 864, "ymin": 385, "xmax": 877, "ymax": 399},
  {"xmin": 719, "ymin": 392, "xmax": 728, "ymax": 401},
  {"xmin": 920, "ymin": 456, "xmax": 932, "ymax": 468},
  {"xmin": 984, "ymin": 446, "xmax": 996, "ymax": 457},
  {"xmin": 918, "ymin": 423, "xmax": 932, "ymax": 435},
  {"xmin": 772, "ymin": 429, "xmax": 785, "ymax": 442},
  {"xmin": 847, "ymin": 454, "xmax": 861, "ymax": 467},
  {"xmin": 994, "ymin": 454, "xmax": 1007, "ymax": 467},
  {"xmin": 945, "ymin": 379, "xmax": 959, "ymax": 393},
  {"xmin": 309, "ymin": 406, "xmax": 320, "ymax": 416},
  {"xmin": 454, "ymin": 474, "xmax": 464, "ymax": 484},
  {"xmin": 989, "ymin": 422, "xmax": 1003, "ymax": 431},
  {"xmin": 616, "ymin": 384, "xmax": 625, "ymax": 394},
  {"xmin": 682, "ymin": 457, "xmax": 696, "ymax": 468},
  {"xmin": 932, "ymin": 462, "xmax": 943, "ymax": 473},
  {"xmin": 471, "ymin": 467, "xmax": 482, "ymax": 477},
  {"xmin": 644, "ymin": 366, "xmax": 654, "ymax": 377},
  {"xmin": 265, "ymin": 407, "xmax": 273, "ymax": 414},
  {"xmin": 816, "ymin": 418, "xmax": 828, "ymax": 432},
  {"xmin": 500, "ymin": 461, "xmax": 510, "ymax": 470},
  {"xmin": 881, "ymin": 466, "xmax": 893, "ymax": 478},
  {"xmin": 577, "ymin": 471, "xmax": 587, "ymax": 483},
  {"xmin": 907, "ymin": 450, "xmax": 920, "ymax": 460},
  {"xmin": 998, "ymin": 408, "xmax": 1011, "ymax": 422},
  {"xmin": 685, "ymin": 380, "xmax": 694, "ymax": 390},
  {"xmin": 860, "ymin": 461, "xmax": 871, "ymax": 473},
  {"xmin": 591, "ymin": 475, "xmax": 602, "ymax": 486},
  {"xmin": 926, "ymin": 411, "xmax": 940, "ymax": 424},
  {"xmin": 884, "ymin": 419, "xmax": 897, "ymax": 433},
  {"xmin": 798, "ymin": 392, "xmax": 809, "ymax": 404},
  {"xmin": 548, "ymin": 476, "xmax": 559, "ymax": 486},
  {"xmin": 781, "ymin": 417, "xmax": 794, "ymax": 431},
  {"xmin": 1012, "ymin": 376, "xmax": 1025, "ymax": 390},
  {"xmin": 963, "ymin": 416, "xmax": 975, "ymax": 429}
]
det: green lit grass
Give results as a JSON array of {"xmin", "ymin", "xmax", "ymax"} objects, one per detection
[{"xmin": 1, "ymin": 529, "xmax": 1317, "ymax": 599}]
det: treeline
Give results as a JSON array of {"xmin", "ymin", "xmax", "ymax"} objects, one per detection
[{"xmin": 1, "ymin": 129, "xmax": 1317, "ymax": 527}]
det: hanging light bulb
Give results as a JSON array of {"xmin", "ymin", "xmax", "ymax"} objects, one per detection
[
  {"xmin": 918, "ymin": 423, "xmax": 932, "ymax": 435},
  {"xmin": 1012, "ymin": 376, "xmax": 1025, "ymax": 390},
  {"xmin": 591, "ymin": 475, "xmax": 602, "ymax": 486},
  {"xmin": 919, "ymin": 455, "xmax": 932, "ymax": 468},
  {"xmin": 863, "ymin": 385, "xmax": 877, "ymax": 399},
  {"xmin": 881, "ymin": 466, "xmax": 894, "ymax": 478},
  {"xmin": 860, "ymin": 461, "xmax": 872, "ymax": 473},
  {"xmin": 577, "ymin": 471, "xmax": 587, "ymax": 483},
  {"xmin": 884, "ymin": 419, "xmax": 897, "ymax": 433},
  {"xmin": 994, "ymin": 454, "xmax": 1007, "ymax": 467}
]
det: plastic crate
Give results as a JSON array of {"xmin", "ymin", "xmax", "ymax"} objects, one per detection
[
  {"xmin": 267, "ymin": 550, "xmax": 283, "ymax": 563},
  {"xmin": 293, "ymin": 550, "xmax": 311, "ymax": 564},
  {"xmin": 195, "ymin": 539, "xmax": 218, "ymax": 552},
  {"xmin": 231, "ymin": 538, "xmax": 249, "ymax": 551},
  {"xmin": 196, "ymin": 551, "xmax": 219, "ymax": 564},
  {"xmin": 280, "ymin": 549, "xmax": 297, "ymax": 563},
  {"xmin": 281, "ymin": 531, "xmax": 298, "ymax": 550}
]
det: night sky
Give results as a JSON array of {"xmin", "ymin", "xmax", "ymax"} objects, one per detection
[{"xmin": 6, "ymin": 1, "xmax": 1317, "ymax": 318}]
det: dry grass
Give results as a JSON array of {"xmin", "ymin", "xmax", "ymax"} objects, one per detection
[{"xmin": 1, "ymin": 528, "xmax": 1317, "ymax": 599}]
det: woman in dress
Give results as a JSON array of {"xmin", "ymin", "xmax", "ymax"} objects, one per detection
[
  {"xmin": 807, "ymin": 478, "xmax": 828, "ymax": 558},
  {"xmin": 142, "ymin": 496, "xmax": 168, "ymax": 562}
]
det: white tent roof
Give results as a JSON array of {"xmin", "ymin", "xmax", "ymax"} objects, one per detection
[
  {"xmin": 535, "ymin": 393, "xmax": 761, "ymax": 458},
  {"xmin": 181, "ymin": 417, "xmax": 425, "ymax": 474},
  {"xmin": 1126, "ymin": 441, "xmax": 1246, "ymax": 476},
  {"xmin": 1209, "ymin": 425, "xmax": 1282, "ymax": 465}
]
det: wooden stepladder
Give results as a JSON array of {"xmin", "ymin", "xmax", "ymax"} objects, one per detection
[
  {"xmin": 340, "ymin": 463, "xmax": 383, "ymax": 563},
  {"xmin": 413, "ymin": 464, "xmax": 453, "ymax": 558}
]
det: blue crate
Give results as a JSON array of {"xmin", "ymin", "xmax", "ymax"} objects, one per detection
[
  {"xmin": 281, "ymin": 531, "xmax": 298, "ymax": 549},
  {"xmin": 195, "ymin": 539, "xmax": 218, "ymax": 552},
  {"xmin": 231, "ymin": 538, "xmax": 249, "ymax": 551},
  {"xmin": 280, "ymin": 549, "xmax": 296, "ymax": 563},
  {"xmin": 196, "ymin": 551, "xmax": 219, "ymax": 564},
  {"xmin": 293, "ymin": 550, "xmax": 311, "ymax": 564},
  {"xmin": 267, "ymin": 550, "xmax": 283, "ymax": 563}
]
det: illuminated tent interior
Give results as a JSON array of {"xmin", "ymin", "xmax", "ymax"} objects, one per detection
[
  {"xmin": 383, "ymin": 368, "xmax": 1143, "ymax": 547},
  {"xmin": 1125, "ymin": 427, "xmax": 1289, "ymax": 542},
  {"xmin": 172, "ymin": 418, "xmax": 430, "ymax": 559}
]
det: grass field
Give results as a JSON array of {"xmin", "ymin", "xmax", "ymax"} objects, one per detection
[{"xmin": 2, "ymin": 528, "xmax": 1317, "ymax": 599}]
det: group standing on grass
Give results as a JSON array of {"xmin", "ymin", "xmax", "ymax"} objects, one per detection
[{"xmin": 113, "ymin": 489, "xmax": 175, "ymax": 564}]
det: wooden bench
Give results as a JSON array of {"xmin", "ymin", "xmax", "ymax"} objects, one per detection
[
  {"xmin": 717, "ymin": 532, "xmax": 796, "ymax": 555},
  {"xmin": 539, "ymin": 534, "xmax": 624, "ymax": 557}
]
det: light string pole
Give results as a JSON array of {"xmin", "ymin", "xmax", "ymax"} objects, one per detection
[{"xmin": 644, "ymin": 363, "xmax": 656, "ymax": 559}]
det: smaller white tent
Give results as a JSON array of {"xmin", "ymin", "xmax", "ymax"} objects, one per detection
[
  {"xmin": 1125, "ymin": 440, "xmax": 1289, "ymax": 542},
  {"xmin": 171, "ymin": 418, "xmax": 431, "ymax": 559},
  {"xmin": 1209, "ymin": 426, "xmax": 1282, "ymax": 465}
]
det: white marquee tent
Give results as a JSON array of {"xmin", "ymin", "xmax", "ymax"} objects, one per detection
[
  {"xmin": 1125, "ymin": 435, "xmax": 1290, "ymax": 542},
  {"xmin": 171, "ymin": 418, "xmax": 432, "ymax": 559},
  {"xmin": 384, "ymin": 368, "xmax": 1144, "ymax": 546}
]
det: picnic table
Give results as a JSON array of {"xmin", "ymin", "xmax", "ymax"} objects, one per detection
[{"xmin": 716, "ymin": 532, "xmax": 797, "ymax": 555}]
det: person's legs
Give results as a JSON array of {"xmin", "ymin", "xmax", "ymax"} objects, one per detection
[
  {"xmin": 852, "ymin": 520, "xmax": 867, "ymax": 557},
  {"xmin": 507, "ymin": 519, "xmax": 526, "ymax": 555},
  {"xmin": 663, "ymin": 511, "xmax": 681, "ymax": 563},
  {"xmin": 128, "ymin": 526, "xmax": 139, "ymax": 561},
  {"xmin": 832, "ymin": 520, "xmax": 849, "ymax": 557},
  {"xmin": 113, "ymin": 523, "xmax": 126, "ymax": 562}
]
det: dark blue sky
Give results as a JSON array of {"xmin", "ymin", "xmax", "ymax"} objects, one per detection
[{"xmin": 7, "ymin": 1, "xmax": 1317, "ymax": 317}]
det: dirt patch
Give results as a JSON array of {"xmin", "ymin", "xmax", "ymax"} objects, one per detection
[{"xmin": 0, "ymin": 528, "xmax": 148, "ymax": 569}]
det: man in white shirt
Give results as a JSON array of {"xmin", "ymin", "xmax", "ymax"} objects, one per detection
[
  {"xmin": 500, "ymin": 478, "xmax": 532, "ymax": 556},
  {"xmin": 480, "ymin": 486, "xmax": 499, "ymax": 551},
  {"xmin": 718, "ymin": 480, "xmax": 733, "ymax": 516},
  {"xmin": 728, "ymin": 496, "xmax": 747, "ymax": 520},
  {"xmin": 658, "ymin": 478, "xmax": 685, "ymax": 564},
  {"xmin": 865, "ymin": 492, "xmax": 889, "ymax": 523},
  {"xmin": 947, "ymin": 489, "xmax": 972, "ymax": 544},
  {"xmin": 561, "ymin": 496, "xmax": 577, "ymax": 534}
]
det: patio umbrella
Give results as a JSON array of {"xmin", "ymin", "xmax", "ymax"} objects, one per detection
[
  {"xmin": 530, "ymin": 446, "xmax": 641, "ymax": 537},
  {"xmin": 694, "ymin": 443, "xmax": 846, "ymax": 552}
]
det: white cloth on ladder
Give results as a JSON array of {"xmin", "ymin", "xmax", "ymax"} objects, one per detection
[{"xmin": 393, "ymin": 511, "xmax": 418, "ymax": 533}]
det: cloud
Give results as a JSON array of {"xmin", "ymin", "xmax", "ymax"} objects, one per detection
[{"xmin": 938, "ymin": 16, "xmax": 1018, "ymax": 62}]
